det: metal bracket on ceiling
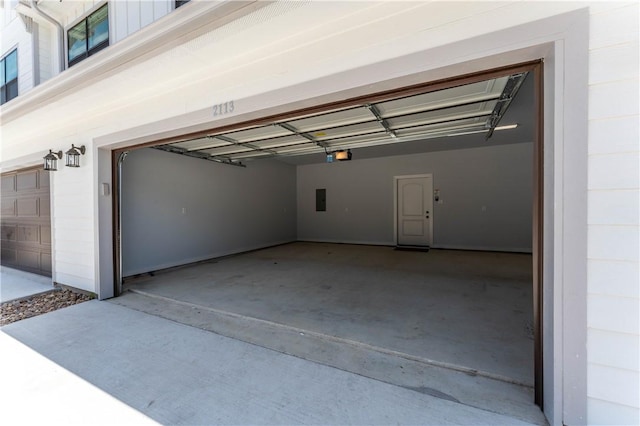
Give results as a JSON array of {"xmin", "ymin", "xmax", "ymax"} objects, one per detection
[
  {"xmin": 152, "ymin": 144, "xmax": 246, "ymax": 168},
  {"xmin": 276, "ymin": 122, "xmax": 328, "ymax": 148},
  {"xmin": 365, "ymin": 104, "xmax": 397, "ymax": 139},
  {"xmin": 485, "ymin": 72, "xmax": 528, "ymax": 140},
  {"xmin": 214, "ymin": 134, "xmax": 278, "ymax": 157}
]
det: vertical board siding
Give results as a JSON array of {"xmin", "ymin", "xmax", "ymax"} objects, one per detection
[
  {"xmin": 112, "ymin": 0, "xmax": 129, "ymax": 44},
  {"xmin": 140, "ymin": 0, "xmax": 155, "ymax": 29},
  {"xmin": 38, "ymin": 24, "xmax": 52, "ymax": 83},
  {"xmin": 154, "ymin": 0, "xmax": 171, "ymax": 21},
  {"xmin": 127, "ymin": 0, "xmax": 141, "ymax": 36},
  {"xmin": 587, "ymin": 2, "xmax": 640, "ymax": 424},
  {"xmin": 113, "ymin": 0, "xmax": 172, "ymax": 44}
]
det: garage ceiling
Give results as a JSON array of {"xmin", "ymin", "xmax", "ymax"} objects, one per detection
[{"xmin": 154, "ymin": 72, "xmax": 529, "ymax": 167}]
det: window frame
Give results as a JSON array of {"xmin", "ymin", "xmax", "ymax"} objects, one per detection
[
  {"xmin": 67, "ymin": 3, "xmax": 110, "ymax": 68},
  {"xmin": 1, "ymin": 48, "xmax": 18, "ymax": 105}
]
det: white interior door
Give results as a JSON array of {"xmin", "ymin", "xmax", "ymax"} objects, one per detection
[{"xmin": 397, "ymin": 176, "xmax": 433, "ymax": 247}]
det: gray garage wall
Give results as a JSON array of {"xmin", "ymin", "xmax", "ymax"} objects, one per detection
[
  {"xmin": 121, "ymin": 148, "xmax": 297, "ymax": 276},
  {"xmin": 297, "ymin": 143, "xmax": 533, "ymax": 252}
]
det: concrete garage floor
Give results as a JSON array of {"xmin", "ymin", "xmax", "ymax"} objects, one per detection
[{"xmin": 116, "ymin": 242, "xmax": 543, "ymax": 424}]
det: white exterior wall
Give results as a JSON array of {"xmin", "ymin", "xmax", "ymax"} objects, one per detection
[
  {"xmin": 37, "ymin": 23, "xmax": 53, "ymax": 83},
  {"xmin": 1, "ymin": 2, "xmax": 34, "ymax": 97},
  {"xmin": 2, "ymin": 0, "xmax": 173, "ymax": 96},
  {"xmin": 111, "ymin": 0, "xmax": 172, "ymax": 43},
  {"xmin": 1, "ymin": 1, "xmax": 639, "ymax": 424},
  {"xmin": 586, "ymin": 3, "xmax": 640, "ymax": 424}
]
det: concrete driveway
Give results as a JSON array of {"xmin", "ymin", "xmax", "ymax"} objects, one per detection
[
  {"xmin": 1, "ymin": 301, "xmax": 540, "ymax": 425},
  {"xmin": 0, "ymin": 266, "xmax": 54, "ymax": 303}
]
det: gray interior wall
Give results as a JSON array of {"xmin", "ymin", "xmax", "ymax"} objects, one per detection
[
  {"xmin": 121, "ymin": 148, "xmax": 297, "ymax": 276},
  {"xmin": 297, "ymin": 143, "xmax": 533, "ymax": 252}
]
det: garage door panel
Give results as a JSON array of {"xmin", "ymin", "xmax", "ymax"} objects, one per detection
[
  {"xmin": 17, "ymin": 250, "xmax": 40, "ymax": 270},
  {"xmin": 41, "ymin": 226, "xmax": 52, "ymax": 244},
  {"xmin": 39, "ymin": 170, "xmax": 50, "ymax": 188},
  {"xmin": 1, "ymin": 168, "xmax": 51, "ymax": 277},
  {"xmin": 1, "ymin": 248, "xmax": 17, "ymax": 263},
  {"xmin": 17, "ymin": 225, "xmax": 40, "ymax": 243},
  {"xmin": 1, "ymin": 175, "xmax": 16, "ymax": 192},
  {"xmin": 41, "ymin": 253, "xmax": 52, "ymax": 273},
  {"xmin": 1, "ymin": 225, "xmax": 17, "ymax": 241},
  {"xmin": 16, "ymin": 198, "xmax": 39, "ymax": 216},
  {"xmin": 40, "ymin": 197, "xmax": 50, "ymax": 217},
  {"xmin": 16, "ymin": 171, "xmax": 38, "ymax": 191},
  {"xmin": 2, "ymin": 199, "xmax": 16, "ymax": 216}
]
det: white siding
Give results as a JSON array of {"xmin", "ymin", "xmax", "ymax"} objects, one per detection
[
  {"xmin": 37, "ymin": 23, "xmax": 53, "ymax": 83},
  {"xmin": 587, "ymin": 2, "xmax": 640, "ymax": 424},
  {"xmin": 109, "ymin": 0, "xmax": 172, "ymax": 44},
  {"xmin": 1, "ymin": 3, "xmax": 34, "ymax": 99}
]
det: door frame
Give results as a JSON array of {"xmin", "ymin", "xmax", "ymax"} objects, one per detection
[{"xmin": 393, "ymin": 173, "xmax": 434, "ymax": 247}]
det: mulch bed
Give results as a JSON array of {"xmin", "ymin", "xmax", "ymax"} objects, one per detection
[{"xmin": 1, "ymin": 289, "xmax": 93, "ymax": 327}]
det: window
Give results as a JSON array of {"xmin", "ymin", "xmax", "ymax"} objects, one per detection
[
  {"xmin": 1, "ymin": 49, "xmax": 18, "ymax": 105},
  {"xmin": 67, "ymin": 4, "xmax": 109, "ymax": 67},
  {"xmin": 175, "ymin": 0, "xmax": 191, "ymax": 8}
]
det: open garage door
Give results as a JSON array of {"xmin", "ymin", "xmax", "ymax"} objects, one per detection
[
  {"xmin": 1, "ymin": 168, "xmax": 52, "ymax": 277},
  {"xmin": 112, "ymin": 62, "xmax": 543, "ymax": 421}
]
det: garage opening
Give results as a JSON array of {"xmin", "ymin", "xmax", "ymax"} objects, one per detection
[{"xmin": 112, "ymin": 62, "xmax": 543, "ymax": 422}]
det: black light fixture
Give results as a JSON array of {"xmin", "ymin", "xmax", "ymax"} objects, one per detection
[
  {"xmin": 65, "ymin": 144, "xmax": 86, "ymax": 168},
  {"xmin": 43, "ymin": 150, "xmax": 63, "ymax": 171},
  {"xmin": 334, "ymin": 149, "xmax": 352, "ymax": 161}
]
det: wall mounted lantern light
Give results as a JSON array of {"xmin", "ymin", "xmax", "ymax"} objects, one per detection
[
  {"xmin": 43, "ymin": 150, "xmax": 63, "ymax": 171},
  {"xmin": 65, "ymin": 144, "xmax": 86, "ymax": 168}
]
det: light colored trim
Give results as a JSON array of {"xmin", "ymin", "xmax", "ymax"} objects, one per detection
[
  {"xmin": 0, "ymin": 0, "xmax": 266, "ymax": 123},
  {"xmin": 121, "ymin": 240, "xmax": 296, "ymax": 278},
  {"xmin": 32, "ymin": 21, "xmax": 39, "ymax": 86},
  {"xmin": 430, "ymin": 245, "xmax": 533, "ymax": 254},
  {"xmin": 393, "ymin": 174, "xmax": 434, "ymax": 247},
  {"xmin": 49, "ymin": 170, "xmax": 57, "ymax": 288},
  {"xmin": 95, "ymin": 147, "xmax": 114, "ymax": 300},
  {"xmin": 297, "ymin": 239, "xmax": 392, "ymax": 247}
]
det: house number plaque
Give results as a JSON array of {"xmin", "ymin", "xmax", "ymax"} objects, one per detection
[{"xmin": 213, "ymin": 101, "xmax": 235, "ymax": 117}]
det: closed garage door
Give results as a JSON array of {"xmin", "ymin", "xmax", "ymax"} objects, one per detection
[{"xmin": 1, "ymin": 168, "xmax": 52, "ymax": 277}]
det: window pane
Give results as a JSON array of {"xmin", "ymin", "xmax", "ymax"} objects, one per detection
[
  {"xmin": 5, "ymin": 50, "xmax": 17, "ymax": 81},
  {"xmin": 6, "ymin": 80, "xmax": 17, "ymax": 102},
  {"xmin": 68, "ymin": 21, "xmax": 87, "ymax": 62},
  {"xmin": 88, "ymin": 5, "xmax": 109, "ymax": 50},
  {"xmin": 0, "ymin": 59, "xmax": 5, "ymax": 86}
]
